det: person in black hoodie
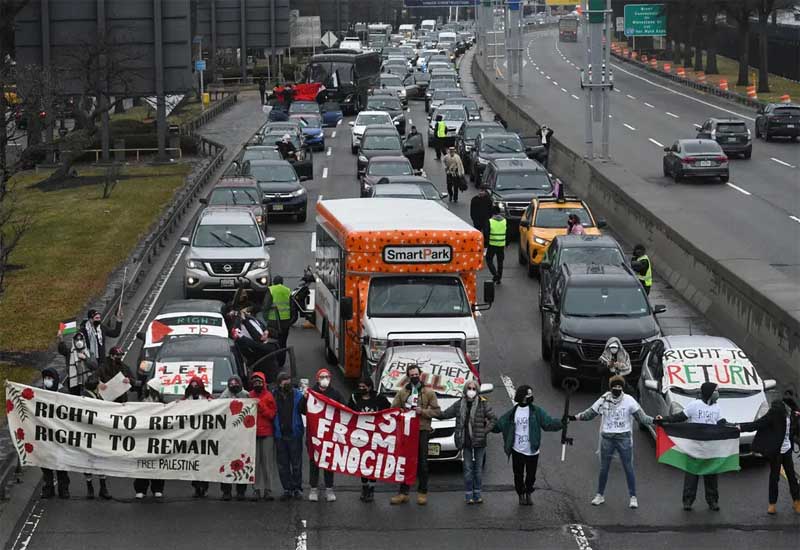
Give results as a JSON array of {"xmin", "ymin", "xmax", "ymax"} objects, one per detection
[
  {"xmin": 81, "ymin": 376, "xmax": 112, "ymax": 500},
  {"xmin": 300, "ymin": 368, "xmax": 344, "ymax": 502},
  {"xmin": 738, "ymin": 391, "xmax": 800, "ymax": 515},
  {"xmin": 470, "ymin": 187, "xmax": 493, "ymax": 245},
  {"xmin": 39, "ymin": 367, "xmax": 71, "ymax": 499},
  {"xmin": 347, "ymin": 378, "xmax": 391, "ymax": 502}
]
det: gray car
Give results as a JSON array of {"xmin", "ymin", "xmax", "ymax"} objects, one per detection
[
  {"xmin": 181, "ymin": 207, "xmax": 276, "ymax": 299},
  {"xmin": 662, "ymin": 139, "xmax": 729, "ymax": 183}
]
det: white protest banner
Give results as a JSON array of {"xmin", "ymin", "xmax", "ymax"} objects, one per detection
[
  {"xmin": 98, "ymin": 372, "xmax": 130, "ymax": 402},
  {"xmin": 661, "ymin": 348, "xmax": 762, "ymax": 391},
  {"xmin": 6, "ymin": 382, "xmax": 257, "ymax": 483},
  {"xmin": 156, "ymin": 361, "xmax": 214, "ymax": 396}
]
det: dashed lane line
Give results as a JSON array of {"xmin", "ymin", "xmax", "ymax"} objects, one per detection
[
  {"xmin": 648, "ymin": 138, "xmax": 664, "ymax": 147},
  {"xmin": 726, "ymin": 182, "xmax": 752, "ymax": 196},
  {"xmin": 310, "ymin": 232, "xmax": 316, "ymax": 252},
  {"xmin": 666, "ymin": 111, "xmax": 680, "ymax": 119},
  {"xmin": 790, "ymin": 215, "xmax": 800, "ymax": 224},
  {"xmin": 571, "ymin": 94, "xmax": 580, "ymax": 100},
  {"xmin": 561, "ymin": 88, "xmax": 568, "ymax": 93},
  {"xmin": 322, "ymin": 167, "xmax": 328, "ymax": 179},
  {"xmin": 326, "ymin": 147, "xmax": 332, "ymax": 156},
  {"xmin": 771, "ymin": 157, "xmax": 797, "ymax": 168},
  {"xmin": 626, "ymin": 94, "xmax": 636, "ymax": 100},
  {"xmin": 331, "ymin": 131, "xmax": 336, "ymax": 138},
  {"xmin": 644, "ymin": 102, "xmax": 655, "ymax": 108},
  {"xmin": 623, "ymin": 123, "xmax": 636, "ymax": 131},
  {"xmin": 500, "ymin": 374, "xmax": 516, "ymax": 404}
]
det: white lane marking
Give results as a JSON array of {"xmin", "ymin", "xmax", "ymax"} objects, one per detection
[
  {"xmin": 614, "ymin": 88, "xmax": 621, "ymax": 93},
  {"xmin": 10, "ymin": 501, "xmax": 44, "ymax": 550},
  {"xmin": 665, "ymin": 111, "xmax": 680, "ymax": 119},
  {"xmin": 561, "ymin": 88, "xmax": 568, "ymax": 93},
  {"xmin": 322, "ymin": 167, "xmax": 328, "ymax": 179},
  {"xmin": 332, "ymin": 131, "xmax": 337, "ymax": 138},
  {"xmin": 648, "ymin": 138, "xmax": 664, "ymax": 147},
  {"xmin": 326, "ymin": 147, "xmax": 332, "ymax": 156},
  {"xmin": 539, "ymin": 70, "xmax": 545, "ymax": 75},
  {"xmin": 726, "ymin": 182, "xmax": 752, "ymax": 196},
  {"xmin": 771, "ymin": 157, "xmax": 796, "ymax": 168},
  {"xmin": 311, "ymin": 232, "xmax": 317, "ymax": 252},
  {"xmin": 626, "ymin": 94, "xmax": 636, "ymax": 100},
  {"xmin": 611, "ymin": 62, "xmax": 756, "ymax": 121},
  {"xmin": 644, "ymin": 102, "xmax": 655, "ymax": 108},
  {"xmin": 546, "ymin": 75, "xmax": 551, "ymax": 80},
  {"xmin": 337, "ymin": 119, "xmax": 342, "ymax": 126},
  {"xmin": 296, "ymin": 519, "xmax": 308, "ymax": 550},
  {"xmin": 568, "ymin": 524, "xmax": 595, "ymax": 550},
  {"xmin": 790, "ymin": 215, "xmax": 800, "ymax": 224},
  {"xmin": 608, "ymin": 115, "xmax": 613, "ymax": 119},
  {"xmin": 553, "ymin": 81, "xmax": 559, "ymax": 86},
  {"xmin": 571, "ymin": 94, "xmax": 580, "ymax": 100},
  {"xmin": 693, "ymin": 123, "xmax": 702, "ymax": 129},
  {"xmin": 500, "ymin": 374, "xmax": 516, "ymax": 404},
  {"xmin": 624, "ymin": 123, "xmax": 636, "ymax": 131}
]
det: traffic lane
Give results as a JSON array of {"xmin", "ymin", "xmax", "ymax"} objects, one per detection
[
  {"xmin": 519, "ymin": 35, "xmax": 800, "ymax": 276},
  {"xmin": 598, "ymin": 528, "xmax": 800, "ymax": 550}
]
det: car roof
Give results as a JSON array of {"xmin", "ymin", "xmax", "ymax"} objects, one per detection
[
  {"xmin": 480, "ymin": 131, "xmax": 517, "ymax": 139},
  {"xmin": 246, "ymin": 159, "xmax": 293, "ymax": 167},
  {"xmin": 373, "ymin": 183, "xmax": 431, "ymax": 195},
  {"xmin": 553, "ymin": 234, "xmax": 622, "ymax": 248},
  {"xmin": 769, "ymin": 102, "xmax": 800, "ymax": 108},
  {"xmin": 465, "ymin": 121, "xmax": 502, "ymax": 129},
  {"xmin": 676, "ymin": 139, "xmax": 720, "ymax": 145},
  {"xmin": 318, "ymin": 198, "xmax": 473, "ymax": 231},
  {"xmin": 432, "ymin": 88, "xmax": 462, "ymax": 94},
  {"xmin": 537, "ymin": 199, "xmax": 586, "ymax": 210},
  {"xmin": 214, "ymin": 176, "xmax": 259, "ymax": 188},
  {"xmin": 560, "ymin": 263, "xmax": 637, "ymax": 285},
  {"xmin": 157, "ymin": 335, "xmax": 232, "ymax": 356},
  {"xmin": 706, "ymin": 118, "xmax": 747, "ymax": 123},
  {"xmin": 160, "ymin": 300, "xmax": 226, "ymax": 315},
  {"xmin": 368, "ymin": 155, "xmax": 412, "ymax": 163},
  {"xmin": 491, "ymin": 158, "xmax": 543, "ymax": 171},
  {"xmin": 199, "ymin": 208, "xmax": 257, "ymax": 225},
  {"xmin": 383, "ymin": 344, "xmax": 465, "ymax": 364},
  {"xmin": 363, "ymin": 127, "xmax": 401, "ymax": 136},
  {"xmin": 660, "ymin": 335, "xmax": 737, "ymax": 350},
  {"xmin": 375, "ymin": 175, "xmax": 433, "ymax": 185},
  {"xmin": 357, "ymin": 110, "xmax": 392, "ymax": 118}
]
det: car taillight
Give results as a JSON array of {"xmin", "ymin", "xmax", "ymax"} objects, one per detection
[
  {"xmin": 716, "ymin": 156, "xmax": 728, "ymax": 162},
  {"xmin": 681, "ymin": 157, "xmax": 695, "ymax": 164}
]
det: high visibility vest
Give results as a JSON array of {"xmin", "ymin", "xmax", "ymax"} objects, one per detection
[
  {"xmin": 634, "ymin": 254, "xmax": 652, "ymax": 288},
  {"xmin": 267, "ymin": 284, "xmax": 292, "ymax": 322},
  {"xmin": 436, "ymin": 120, "xmax": 447, "ymax": 138},
  {"xmin": 488, "ymin": 217, "xmax": 507, "ymax": 247}
]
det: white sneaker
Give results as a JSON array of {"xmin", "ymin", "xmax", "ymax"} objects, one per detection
[
  {"xmin": 135, "ymin": 492, "xmax": 145, "ymax": 499},
  {"xmin": 154, "ymin": 492, "xmax": 163, "ymax": 498},
  {"xmin": 629, "ymin": 496, "xmax": 638, "ymax": 509},
  {"xmin": 325, "ymin": 489, "xmax": 337, "ymax": 502},
  {"xmin": 308, "ymin": 488, "xmax": 319, "ymax": 502},
  {"xmin": 591, "ymin": 494, "xmax": 605, "ymax": 506}
]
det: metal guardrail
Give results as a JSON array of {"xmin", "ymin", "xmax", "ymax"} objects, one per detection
[
  {"xmin": 179, "ymin": 92, "xmax": 239, "ymax": 136},
  {"xmin": 65, "ymin": 147, "xmax": 184, "ymax": 163}
]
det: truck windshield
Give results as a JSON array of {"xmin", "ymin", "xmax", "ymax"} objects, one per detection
[{"xmin": 368, "ymin": 276, "xmax": 471, "ymax": 317}]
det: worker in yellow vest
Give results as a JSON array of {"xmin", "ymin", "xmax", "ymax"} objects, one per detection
[
  {"xmin": 631, "ymin": 244, "xmax": 652, "ymax": 296},
  {"xmin": 486, "ymin": 205, "xmax": 507, "ymax": 285},
  {"xmin": 263, "ymin": 276, "xmax": 292, "ymax": 366},
  {"xmin": 435, "ymin": 114, "xmax": 447, "ymax": 160}
]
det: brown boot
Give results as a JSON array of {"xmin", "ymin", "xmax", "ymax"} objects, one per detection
[
  {"xmin": 767, "ymin": 503, "xmax": 777, "ymax": 515},
  {"xmin": 793, "ymin": 500, "xmax": 800, "ymax": 514},
  {"xmin": 417, "ymin": 492, "xmax": 428, "ymax": 505},
  {"xmin": 390, "ymin": 493, "xmax": 409, "ymax": 505}
]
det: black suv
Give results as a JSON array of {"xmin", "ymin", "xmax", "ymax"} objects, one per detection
[
  {"xmin": 483, "ymin": 158, "xmax": 554, "ymax": 236},
  {"xmin": 696, "ymin": 117, "xmax": 752, "ymax": 158},
  {"xmin": 755, "ymin": 102, "xmax": 800, "ymax": 141},
  {"xmin": 540, "ymin": 263, "xmax": 666, "ymax": 387},
  {"xmin": 455, "ymin": 120, "xmax": 504, "ymax": 174},
  {"xmin": 469, "ymin": 132, "xmax": 528, "ymax": 186}
]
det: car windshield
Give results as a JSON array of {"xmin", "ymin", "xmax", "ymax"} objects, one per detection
[
  {"xmin": 434, "ymin": 90, "xmax": 462, "ymax": 100},
  {"xmin": 291, "ymin": 103, "xmax": 319, "ymax": 114},
  {"xmin": 242, "ymin": 149, "xmax": 282, "ymax": 162},
  {"xmin": 483, "ymin": 136, "xmax": 523, "ymax": 153},
  {"xmin": 450, "ymin": 100, "xmax": 477, "ymax": 110},
  {"xmin": 496, "ymin": 172, "xmax": 552, "ymax": 192},
  {"xmin": 374, "ymin": 183, "xmax": 441, "ymax": 199},
  {"xmin": 774, "ymin": 107, "xmax": 800, "ymax": 116},
  {"xmin": 683, "ymin": 142, "xmax": 721, "ymax": 153},
  {"xmin": 291, "ymin": 115, "xmax": 321, "ymax": 128},
  {"xmin": 368, "ymin": 98, "xmax": 402, "ymax": 110},
  {"xmin": 535, "ymin": 207, "xmax": 593, "ymax": 228},
  {"xmin": 562, "ymin": 285, "xmax": 650, "ymax": 317},
  {"xmin": 363, "ymin": 135, "xmax": 402, "ymax": 150},
  {"xmin": 265, "ymin": 133, "xmax": 301, "ymax": 147},
  {"xmin": 208, "ymin": 188, "xmax": 260, "ymax": 206},
  {"xmin": 465, "ymin": 125, "xmax": 497, "ymax": 139},
  {"xmin": 438, "ymin": 109, "xmax": 466, "ymax": 121},
  {"xmin": 193, "ymin": 224, "xmax": 261, "ymax": 248},
  {"xmin": 154, "ymin": 355, "xmax": 234, "ymax": 394},
  {"xmin": 357, "ymin": 114, "xmax": 391, "ymax": 126},
  {"xmin": 368, "ymin": 276, "xmax": 470, "ymax": 317},
  {"xmin": 248, "ymin": 164, "xmax": 298, "ymax": 182},
  {"xmin": 716, "ymin": 123, "xmax": 747, "ymax": 133},
  {"xmin": 560, "ymin": 246, "xmax": 624, "ymax": 266},
  {"xmin": 381, "ymin": 75, "xmax": 403, "ymax": 86},
  {"xmin": 368, "ymin": 161, "xmax": 413, "ymax": 176}
]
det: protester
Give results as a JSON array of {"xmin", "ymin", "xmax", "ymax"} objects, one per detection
[
  {"xmin": 81, "ymin": 376, "xmax": 112, "ymax": 500},
  {"xmin": 493, "ymin": 113, "xmax": 508, "ymax": 129},
  {"xmin": 438, "ymin": 380, "xmax": 497, "ymax": 504},
  {"xmin": 134, "ymin": 378, "xmax": 166, "ymax": 500},
  {"xmin": 97, "ymin": 345, "xmax": 134, "ymax": 403},
  {"xmin": 249, "ymin": 372, "xmax": 278, "ymax": 501},
  {"xmin": 39, "ymin": 367, "xmax": 70, "ymax": 499},
  {"xmin": 276, "ymin": 134, "xmax": 297, "ymax": 161},
  {"xmin": 57, "ymin": 331, "xmax": 98, "ymax": 396},
  {"xmin": 631, "ymin": 244, "xmax": 653, "ymax": 296},
  {"xmin": 81, "ymin": 308, "xmax": 122, "ymax": 366},
  {"xmin": 737, "ymin": 391, "xmax": 800, "ymax": 515},
  {"xmin": 655, "ymin": 382, "xmax": 726, "ymax": 511},
  {"xmin": 282, "ymin": 84, "xmax": 295, "ymax": 107},
  {"xmin": 229, "ymin": 305, "xmax": 281, "ymax": 383},
  {"xmin": 390, "ymin": 364, "xmax": 440, "ymax": 505},
  {"xmin": 598, "ymin": 338, "xmax": 631, "ymax": 393},
  {"xmin": 263, "ymin": 275, "xmax": 292, "ymax": 367},
  {"xmin": 274, "ymin": 372, "xmax": 304, "ymax": 501},
  {"xmin": 301, "ymin": 368, "xmax": 344, "ymax": 502},
  {"xmin": 486, "ymin": 205, "xmax": 507, "ymax": 285},
  {"xmin": 443, "ymin": 147, "xmax": 465, "ymax": 203},
  {"xmin": 566, "ymin": 213, "xmax": 585, "ymax": 235},
  {"xmin": 403, "ymin": 125, "xmax": 425, "ymax": 171},
  {"xmin": 537, "ymin": 124, "xmax": 553, "ymax": 153},
  {"xmin": 218, "ymin": 375, "xmax": 252, "ymax": 501},
  {"xmin": 569, "ymin": 375, "xmax": 654, "ymax": 508},
  {"xmin": 347, "ymin": 378, "xmax": 391, "ymax": 503},
  {"xmin": 470, "ymin": 187, "xmax": 493, "ymax": 245},
  {"xmin": 259, "ymin": 78, "xmax": 267, "ymax": 105},
  {"xmin": 492, "ymin": 385, "xmax": 562, "ymax": 505},
  {"xmin": 184, "ymin": 376, "xmax": 212, "ymax": 498}
]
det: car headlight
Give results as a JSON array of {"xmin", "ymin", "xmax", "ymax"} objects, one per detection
[
  {"xmin": 466, "ymin": 338, "xmax": 480, "ymax": 363},
  {"xmin": 425, "ymin": 93, "xmax": 432, "ymax": 99},
  {"xmin": 254, "ymin": 259, "xmax": 268, "ymax": 269},
  {"xmin": 367, "ymin": 338, "xmax": 388, "ymax": 361},
  {"xmin": 399, "ymin": 89, "xmax": 407, "ymax": 97},
  {"xmin": 290, "ymin": 188, "xmax": 306, "ymax": 197},
  {"xmin": 358, "ymin": 155, "xmax": 368, "ymax": 163},
  {"xmin": 496, "ymin": 201, "xmax": 506, "ymax": 211},
  {"xmin": 187, "ymin": 259, "xmax": 199, "ymax": 269},
  {"xmin": 138, "ymin": 360, "xmax": 154, "ymax": 375},
  {"xmin": 559, "ymin": 332, "xmax": 580, "ymax": 343},
  {"xmin": 477, "ymin": 157, "xmax": 488, "ymax": 165},
  {"xmin": 533, "ymin": 236, "xmax": 548, "ymax": 246},
  {"xmin": 255, "ymin": 215, "xmax": 263, "ymax": 224}
]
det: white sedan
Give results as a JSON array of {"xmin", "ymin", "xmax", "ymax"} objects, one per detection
[{"xmin": 349, "ymin": 111, "xmax": 394, "ymax": 154}]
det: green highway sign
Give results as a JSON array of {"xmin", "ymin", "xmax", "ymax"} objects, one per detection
[{"xmin": 623, "ymin": 3, "xmax": 666, "ymax": 37}]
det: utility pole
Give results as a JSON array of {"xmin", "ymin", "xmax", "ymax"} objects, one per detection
[{"xmin": 579, "ymin": 0, "xmax": 613, "ymax": 159}]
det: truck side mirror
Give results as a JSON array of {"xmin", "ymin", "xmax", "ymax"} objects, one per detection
[
  {"xmin": 199, "ymin": 198, "xmax": 208, "ymax": 205},
  {"xmin": 763, "ymin": 379, "xmax": 777, "ymax": 391},
  {"xmin": 653, "ymin": 304, "xmax": 667, "ymax": 314},
  {"xmin": 483, "ymin": 280, "xmax": 495, "ymax": 304},
  {"xmin": 340, "ymin": 296, "xmax": 354, "ymax": 321}
]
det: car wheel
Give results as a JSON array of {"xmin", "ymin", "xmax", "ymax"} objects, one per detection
[
  {"xmin": 743, "ymin": 149, "xmax": 752, "ymax": 159},
  {"xmin": 673, "ymin": 169, "xmax": 682, "ymax": 183},
  {"xmin": 517, "ymin": 243, "xmax": 526, "ymax": 265},
  {"xmin": 764, "ymin": 130, "xmax": 772, "ymax": 142},
  {"xmin": 719, "ymin": 173, "xmax": 729, "ymax": 183},
  {"xmin": 527, "ymin": 254, "xmax": 538, "ymax": 279},
  {"xmin": 296, "ymin": 209, "xmax": 307, "ymax": 223},
  {"xmin": 549, "ymin": 347, "xmax": 564, "ymax": 388},
  {"xmin": 351, "ymin": 145, "xmax": 358, "ymax": 154}
]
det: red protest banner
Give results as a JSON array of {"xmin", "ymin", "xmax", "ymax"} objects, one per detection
[{"xmin": 305, "ymin": 390, "xmax": 419, "ymax": 484}]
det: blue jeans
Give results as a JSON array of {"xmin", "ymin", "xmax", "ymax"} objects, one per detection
[
  {"xmin": 598, "ymin": 433, "xmax": 636, "ymax": 497},
  {"xmin": 276, "ymin": 437, "xmax": 303, "ymax": 493},
  {"xmin": 463, "ymin": 447, "xmax": 486, "ymax": 500}
]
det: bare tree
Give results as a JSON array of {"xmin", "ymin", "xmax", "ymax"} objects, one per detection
[
  {"xmin": 754, "ymin": 0, "xmax": 794, "ymax": 92},
  {"xmin": 725, "ymin": 0, "xmax": 757, "ymax": 86},
  {"xmin": 0, "ymin": 179, "xmax": 31, "ymax": 298},
  {"xmin": 101, "ymin": 162, "xmax": 121, "ymax": 199}
]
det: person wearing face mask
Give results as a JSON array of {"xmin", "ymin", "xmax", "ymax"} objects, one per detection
[
  {"xmin": 57, "ymin": 331, "xmax": 98, "ymax": 396},
  {"xmin": 569, "ymin": 375, "xmax": 654, "ymax": 509},
  {"xmin": 390, "ymin": 364, "xmax": 440, "ymax": 505},
  {"xmin": 300, "ymin": 368, "xmax": 344, "ymax": 502},
  {"xmin": 598, "ymin": 338, "xmax": 632, "ymax": 394},
  {"xmin": 80, "ymin": 308, "xmax": 122, "ymax": 366},
  {"xmin": 81, "ymin": 376, "xmax": 112, "ymax": 500},
  {"xmin": 491, "ymin": 384, "xmax": 563, "ymax": 505},
  {"xmin": 183, "ymin": 376, "xmax": 212, "ymax": 497},
  {"xmin": 39, "ymin": 367, "xmax": 71, "ymax": 499},
  {"xmin": 248, "ymin": 372, "xmax": 277, "ymax": 502},
  {"xmin": 347, "ymin": 378, "xmax": 391, "ymax": 503},
  {"xmin": 438, "ymin": 380, "xmax": 497, "ymax": 504},
  {"xmin": 655, "ymin": 382, "xmax": 726, "ymax": 511},
  {"xmin": 218, "ymin": 375, "xmax": 254, "ymax": 501},
  {"xmin": 273, "ymin": 372, "xmax": 304, "ymax": 501},
  {"xmin": 98, "ymin": 346, "xmax": 134, "ymax": 403}
]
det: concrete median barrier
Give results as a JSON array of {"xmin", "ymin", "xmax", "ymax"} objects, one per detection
[{"xmin": 472, "ymin": 54, "xmax": 800, "ymax": 391}]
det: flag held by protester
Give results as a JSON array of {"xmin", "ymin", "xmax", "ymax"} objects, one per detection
[
  {"xmin": 656, "ymin": 423, "xmax": 740, "ymax": 475},
  {"xmin": 59, "ymin": 319, "xmax": 78, "ymax": 336}
]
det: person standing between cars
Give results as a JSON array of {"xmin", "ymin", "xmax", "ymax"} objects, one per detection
[
  {"xmin": 274, "ymin": 372, "xmax": 304, "ymax": 501},
  {"xmin": 263, "ymin": 276, "xmax": 292, "ymax": 367},
  {"xmin": 229, "ymin": 300, "xmax": 282, "ymax": 383},
  {"xmin": 301, "ymin": 368, "xmax": 344, "ymax": 502},
  {"xmin": 184, "ymin": 377, "xmax": 212, "ymax": 498},
  {"xmin": 218, "ymin": 375, "xmax": 253, "ymax": 501},
  {"xmin": 443, "ymin": 147, "xmax": 465, "ymax": 203},
  {"xmin": 248, "ymin": 372, "xmax": 278, "ymax": 502},
  {"xmin": 39, "ymin": 367, "xmax": 71, "ymax": 499},
  {"xmin": 57, "ymin": 331, "xmax": 98, "ymax": 396},
  {"xmin": 97, "ymin": 346, "xmax": 134, "ymax": 403},
  {"xmin": 568, "ymin": 375, "xmax": 654, "ymax": 509},
  {"xmin": 347, "ymin": 378, "xmax": 391, "ymax": 503},
  {"xmin": 81, "ymin": 308, "xmax": 122, "ymax": 367},
  {"xmin": 486, "ymin": 205, "xmax": 507, "ymax": 285},
  {"xmin": 492, "ymin": 385, "xmax": 563, "ymax": 505},
  {"xmin": 537, "ymin": 124, "xmax": 553, "ymax": 165},
  {"xmin": 81, "ymin": 376, "xmax": 112, "ymax": 500},
  {"xmin": 390, "ymin": 364, "xmax": 440, "ymax": 506},
  {"xmin": 655, "ymin": 382, "xmax": 725, "ymax": 511},
  {"xmin": 737, "ymin": 391, "xmax": 800, "ymax": 515},
  {"xmin": 259, "ymin": 78, "xmax": 267, "ymax": 105},
  {"xmin": 566, "ymin": 213, "xmax": 585, "ymax": 235},
  {"xmin": 435, "ymin": 114, "xmax": 447, "ymax": 160},
  {"xmin": 470, "ymin": 186, "xmax": 493, "ymax": 247},
  {"xmin": 134, "ymin": 379, "xmax": 166, "ymax": 500},
  {"xmin": 598, "ymin": 338, "xmax": 631, "ymax": 394},
  {"xmin": 403, "ymin": 125, "xmax": 425, "ymax": 172},
  {"xmin": 631, "ymin": 244, "xmax": 652, "ymax": 296},
  {"xmin": 438, "ymin": 380, "xmax": 497, "ymax": 504},
  {"xmin": 276, "ymin": 134, "xmax": 297, "ymax": 161}
]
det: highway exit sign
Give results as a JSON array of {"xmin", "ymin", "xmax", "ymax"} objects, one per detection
[{"xmin": 624, "ymin": 4, "xmax": 666, "ymax": 37}]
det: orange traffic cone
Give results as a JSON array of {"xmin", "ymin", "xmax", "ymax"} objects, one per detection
[
  {"xmin": 718, "ymin": 79, "xmax": 729, "ymax": 91},
  {"xmin": 746, "ymin": 85, "xmax": 757, "ymax": 100},
  {"xmin": 696, "ymin": 71, "xmax": 706, "ymax": 83},
  {"xmin": 676, "ymin": 67, "xmax": 686, "ymax": 78},
  {"xmin": 780, "ymin": 94, "xmax": 791, "ymax": 103},
  {"xmin": 650, "ymin": 59, "xmax": 658, "ymax": 68},
  {"xmin": 663, "ymin": 62, "xmax": 672, "ymax": 73}
]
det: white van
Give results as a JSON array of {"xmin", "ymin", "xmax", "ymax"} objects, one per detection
[{"xmin": 421, "ymin": 19, "xmax": 437, "ymax": 33}]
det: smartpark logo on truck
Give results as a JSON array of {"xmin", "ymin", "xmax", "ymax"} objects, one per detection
[{"xmin": 383, "ymin": 245, "xmax": 452, "ymax": 264}]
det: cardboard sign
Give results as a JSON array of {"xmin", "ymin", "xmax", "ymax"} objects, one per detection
[
  {"xmin": 156, "ymin": 361, "xmax": 214, "ymax": 395},
  {"xmin": 381, "ymin": 356, "xmax": 476, "ymax": 397},
  {"xmin": 662, "ymin": 348, "xmax": 761, "ymax": 391},
  {"xmin": 98, "ymin": 372, "xmax": 130, "ymax": 402}
]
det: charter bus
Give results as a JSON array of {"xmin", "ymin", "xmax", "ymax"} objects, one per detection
[{"xmin": 304, "ymin": 51, "xmax": 381, "ymax": 114}]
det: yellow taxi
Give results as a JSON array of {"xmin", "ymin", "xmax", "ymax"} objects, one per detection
[{"xmin": 517, "ymin": 195, "xmax": 605, "ymax": 276}]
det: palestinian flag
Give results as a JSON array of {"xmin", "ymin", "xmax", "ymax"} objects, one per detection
[
  {"xmin": 58, "ymin": 319, "xmax": 78, "ymax": 336},
  {"xmin": 656, "ymin": 423, "xmax": 740, "ymax": 475}
]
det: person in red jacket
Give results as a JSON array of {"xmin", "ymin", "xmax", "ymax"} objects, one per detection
[{"xmin": 249, "ymin": 372, "xmax": 277, "ymax": 501}]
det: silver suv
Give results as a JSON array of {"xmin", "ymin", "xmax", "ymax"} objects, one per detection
[{"xmin": 181, "ymin": 207, "xmax": 276, "ymax": 299}]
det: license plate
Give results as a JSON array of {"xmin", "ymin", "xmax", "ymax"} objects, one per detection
[
  {"xmin": 727, "ymin": 137, "xmax": 737, "ymax": 142},
  {"xmin": 220, "ymin": 278, "xmax": 236, "ymax": 288},
  {"xmin": 788, "ymin": 124, "xmax": 795, "ymax": 128},
  {"xmin": 699, "ymin": 160, "xmax": 712, "ymax": 167},
  {"xmin": 272, "ymin": 204, "xmax": 284, "ymax": 211},
  {"xmin": 427, "ymin": 443, "xmax": 441, "ymax": 457}
]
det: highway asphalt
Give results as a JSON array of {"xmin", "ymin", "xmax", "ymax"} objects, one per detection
[{"xmin": 5, "ymin": 51, "xmax": 800, "ymax": 550}]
